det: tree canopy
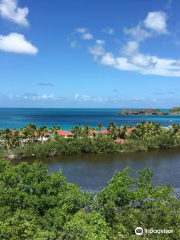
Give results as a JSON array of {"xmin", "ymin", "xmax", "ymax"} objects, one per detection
[{"xmin": 0, "ymin": 158, "xmax": 179, "ymax": 239}]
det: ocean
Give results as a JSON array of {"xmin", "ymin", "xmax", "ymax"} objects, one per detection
[{"xmin": 0, "ymin": 108, "xmax": 180, "ymax": 130}]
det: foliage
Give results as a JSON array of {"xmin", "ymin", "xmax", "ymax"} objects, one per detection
[
  {"xmin": 169, "ymin": 107, "xmax": 180, "ymax": 114},
  {"xmin": 0, "ymin": 159, "xmax": 180, "ymax": 239},
  {"xmin": 1, "ymin": 121, "xmax": 180, "ymax": 158},
  {"xmin": 14, "ymin": 137, "xmax": 120, "ymax": 158}
]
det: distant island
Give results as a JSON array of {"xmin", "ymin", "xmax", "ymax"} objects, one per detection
[
  {"xmin": 118, "ymin": 107, "xmax": 180, "ymax": 115},
  {"xmin": 169, "ymin": 107, "xmax": 180, "ymax": 114}
]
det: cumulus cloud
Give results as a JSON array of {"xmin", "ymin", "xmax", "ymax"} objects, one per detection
[
  {"xmin": 124, "ymin": 25, "xmax": 152, "ymax": 42},
  {"xmin": 0, "ymin": 33, "xmax": 38, "ymax": 55},
  {"xmin": 102, "ymin": 27, "xmax": 114, "ymax": 35},
  {"xmin": 122, "ymin": 41, "xmax": 156, "ymax": 68},
  {"xmin": 81, "ymin": 32, "xmax": 93, "ymax": 40},
  {"xmin": 0, "ymin": 93, "xmax": 65, "ymax": 101},
  {"xmin": 75, "ymin": 27, "xmax": 93, "ymax": 40},
  {"xmin": 0, "ymin": 0, "xmax": 29, "ymax": 27},
  {"xmin": 90, "ymin": 42, "xmax": 180, "ymax": 76},
  {"xmin": 76, "ymin": 28, "xmax": 87, "ymax": 33},
  {"xmin": 122, "ymin": 41, "xmax": 139, "ymax": 56},
  {"xmin": 100, "ymin": 53, "xmax": 118, "ymax": 67},
  {"xmin": 144, "ymin": 11, "xmax": 168, "ymax": 34},
  {"xmin": 73, "ymin": 11, "xmax": 180, "ymax": 77},
  {"xmin": 22, "ymin": 93, "xmax": 58, "ymax": 101},
  {"xmin": 88, "ymin": 40, "xmax": 106, "ymax": 56},
  {"xmin": 74, "ymin": 94, "xmax": 103, "ymax": 102},
  {"xmin": 5, "ymin": 93, "xmax": 63, "ymax": 101},
  {"xmin": 124, "ymin": 11, "xmax": 168, "ymax": 43}
]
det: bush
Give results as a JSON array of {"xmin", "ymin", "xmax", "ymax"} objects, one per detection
[
  {"xmin": 124, "ymin": 140, "xmax": 148, "ymax": 152},
  {"xmin": 0, "ymin": 160, "xmax": 180, "ymax": 239}
]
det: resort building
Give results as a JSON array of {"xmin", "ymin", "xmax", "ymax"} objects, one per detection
[
  {"xmin": 57, "ymin": 130, "xmax": 74, "ymax": 138},
  {"xmin": 89, "ymin": 129, "xmax": 97, "ymax": 134},
  {"xmin": 99, "ymin": 129, "xmax": 109, "ymax": 134}
]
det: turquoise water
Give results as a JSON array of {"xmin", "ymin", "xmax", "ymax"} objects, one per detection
[{"xmin": 0, "ymin": 108, "xmax": 180, "ymax": 129}]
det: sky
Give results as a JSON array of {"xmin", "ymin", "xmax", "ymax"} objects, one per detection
[{"xmin": 0, "ymin": 0, "xmax": 180, "ymax": 108}]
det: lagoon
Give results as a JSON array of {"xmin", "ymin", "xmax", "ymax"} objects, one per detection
[{"xmin": 12, "ymin": 148, "xmax": 180, "ymax": 193}]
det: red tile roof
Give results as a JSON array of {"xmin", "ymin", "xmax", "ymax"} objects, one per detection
[
  {"xmin": 89, "ymin": 129, "xmax": 96, "ymax": 134},
  {"xmin": 114, "ymin": 138, "xmax": 126, "ymax": 144},
  {"xmin": 57, "ymin": 130, "xmax": 73, "ymax": 136},
  {"xmin": 127, "ymin": 127, "xmax": 136, "ymax": 133},
  {"xmin": 44, "ymin": 132, "xmax": 50, "ymax": 137},
  {"xmin": 99, "ymin": 129, "xmax": 109, "ymax": 134}
]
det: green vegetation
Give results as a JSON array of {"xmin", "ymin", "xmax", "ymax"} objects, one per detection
[
  {"xmin": 169, "ymin": 107, "xmax": 180, "ymax": 114},
  {"xmin": 14, "ymin": 137, "xmax": 120, "ymax": 158},
  {"xmin": 0, "ymin": 158, "xmax": 180, "ymax": 239},
  {"xmin": 119, "ymin": 109, "xmax": 168, "ymax": 115},
  {"xmin": 119, "ymin": 107, "xmax": 180, "ymax": 115},
  {"xmin": 1, "ymin": 121, "xmax": 180, "ymax": 158}
]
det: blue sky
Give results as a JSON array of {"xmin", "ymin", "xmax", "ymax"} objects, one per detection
[{"xmin": 0, "ymin": 0, "xmax": 180, "ymax": 108}]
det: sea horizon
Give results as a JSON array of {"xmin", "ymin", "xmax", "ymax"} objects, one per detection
[{"xmin": 0, "ymin": 107, "xmax": 178, "ymax": 130}]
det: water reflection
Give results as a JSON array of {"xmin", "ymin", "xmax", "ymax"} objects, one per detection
[{"xmin": 12, "ymin": 149, "xmax": 180, "ymax": 192}]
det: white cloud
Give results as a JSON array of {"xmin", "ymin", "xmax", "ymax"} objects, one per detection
[
  {"xmin": 102, "ymin": 27, "xmax": 114, "ymax": 35},
  {"xmin": 73, "ymin": 12, "xmax": 180, "ymax": 77},
  {"xmin": 70, "ymin": 41, "xmax": 79, "ymax": 48},
  {"xmin": 81, "ymin": 32, "xmax": 93, "ymax": 40},
  {"xmin": 96, "ymin": 40, "xmax": 105, "ymax": 45},
  {"xmin": 76, "ymin": 28, "xmax": 87, "ymax": 33},
  {"xmin": 90, "ymin": 43, "xmax": 180, "ymax": 76},
  {"xmin": 1, "ymin": 93, "xmax": 63, "ymax": 101},
  {"xmin": 128, "ymin": 54, "xmax": 155, "ymax": 68},
  {"xmin": 124, "ymin": 11, "xmax": 168, "ymax": 42},
  {"xmin": 0, "ymin": 0, "xmax": 29, "ymax": 27},
  {"xmin": 106, "ymin": 55, "xmax": 180, "ymax": 77},
  {"xmin": 74, "ymin": 94, "xmax": 104, "ymax": 102},
  {"xmin": 144, "ymin": 11, "xmax": 168, "ymax": 34},
  {"xmin": 100, "ymin": 53, "xmax": 118, "ymax": 67},
  {"xmin": 124, "ymin": 25, "xmax": 152, "ymax": 42},
  {"xmin": 0, "ymin": 33, "xmax": 38, "ymax": 55},
  {"xmin": 23, "ymin": 93, "xmax": 59, "ymax": 101},
  {"xmin": 122, "ymin": 41, "xmax": 139, "ymax": 56},
  {"xmin": 74, "ymin": 27, "xmax": 93, "ymax": 40},
  {"xmin": 89, "ymin": 40, "xmax": 105, "ymax": 56},
  {"xmin": 122, "ymin": 41, "xmax": 156, "ymax": 68},
  {"xmin": 74, "ymin": 94, "xmax": 80, "ymax": 100}
]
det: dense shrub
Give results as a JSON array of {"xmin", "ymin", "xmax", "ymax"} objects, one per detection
[
  {"xmin": 12, "ymin": 137, "xmax": 120, "ymax": 158},
  {"xmin": 0, "ymin": 159, "xmax": 180, "ymax": 239}
]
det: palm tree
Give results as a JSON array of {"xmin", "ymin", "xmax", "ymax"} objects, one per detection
[
  {"xmin": 134, "ymin": 121, "xmax": 162, "ymax": 140},
  {"xmin": 171, "ymin": 124, "xmax": 180, "ymax": 135},
  {"xmin": 11, "ymin": 131, "xmax": 22, "ymax": 148},
  {"xmin": 50, "ymin": 126, "xmax": 62, "ymax": 135},
  {"xmin": 80, "ymin": 125, "xmax": 89, "ymax": 138},
  {"xmin": 96, "ymin": 124, "xmax": 103, "ymax": 132},
  {"xmin": 37, "ymin": 126, "xmax": 49, "ymax": 141},
  {"xmin": 21, "ymin": 123, "xmax": 37, "ymax": 142},
  {"xmin": 2, "ymin": 129, "xmax": 11, "ymax": 149},
  {"xmin": 117, "ymin": 125, "xmax": 127, "ymax": 139},
  {"xmin": 108, "ymin": 122, "xmax": 117, "ymax": 139},
  {"xmin": 71, "ymin": 126, "xmax": 80, "ymax": 138}
]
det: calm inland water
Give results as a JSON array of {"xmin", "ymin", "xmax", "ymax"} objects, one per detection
[{"xmin": 12, "ymin": 148, "xmax": 180, "ymax": 193}]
